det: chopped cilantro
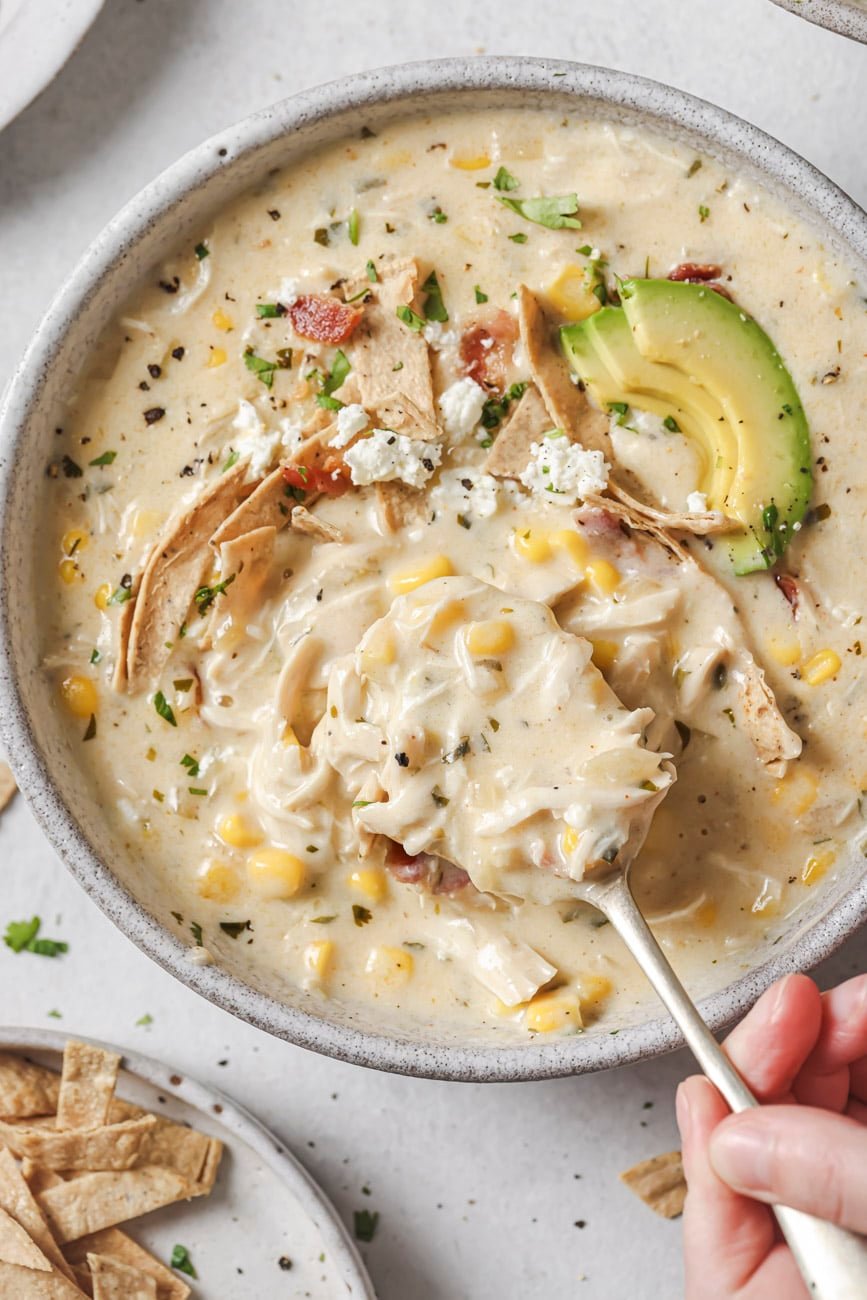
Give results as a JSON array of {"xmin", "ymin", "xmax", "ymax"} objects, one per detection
[
  {"xmin": 135, "ymin": 1013, "xmax": 153, "ymax": 1027},
  {"xmin": 90, "ymin": 648, "xmax": 101, "ymax": 665},
  {"xmin": 170, "ymin": 1245, "xmax": 198, "ymax": 1279},
  {"xmin": 323, "ymin": 349, "xmax": 351, "ymax": 396},
  {"xmin": 474, "ymin": 285, "xmax": 488, "ymax": 303},
  {"xmin": 498, "ymin": 193, "xmax": 581, "ymax": 230},
  {"xmin": 317, "ymin": 393, "xmax": 343, "ymax": 411},
  {"xmin": 194, "ymin": 573, "xmax": 236, "ymax": 614},
  {"xmin": 89, "ymin": 450, "xmax": 117, "ymax": 467},
  {"xmin": 190, "ymin": 921, "xmax": 203, "ymax": 946},
  {"xmin": 442, "ymin": 737, "xmax": 471, "ymax": 763},
  {"xmin": 687, "ymin": 159, "xmax": 703, "ymax": 178},
  {"xmin": 431, "ymin": 787, "xmax": 449, "ymax": 807},
  {"xmin": 180, "ymin": 754, "xmax": 200, "ymax": 778},
  {"xmin": 608, "ymin": 401, "xmax": 629, "ymax": 425},
  {"xmin": 311, "ymin": 915, "xmax": 336, "ymax": 924},
  {"xmin": 508, "ymin": 232, "xmax": 528, "ymax": 244},
  {"xmin": 352, "ymin": 799, "xmax": 372, "ymax": 808},
  {"xmin": 173, "ymin": 678, "xmax": 193, "ymax": 691},
  {"xmin": 222, "ymin": 449, "xmax": 240, "ymax": 472},
  {"xmin": 662, "ymin": 415, "xmax": 681, "ymax": 432},
  {"xmin": 256, "ymin": 302, "xmax": 286, "ymax": 318},
  {"xmin": 47, "ymin": 1009, "xmax": 62, "ymax": 1019},
  {"xmin": 4, "ymin": 917, "xmax": 67, "ymax": 958},
  {"xmin": 396, "ymin": 304, "xmax": 426, "ymax": 331},
  {"xmin": 429, "ymin": 207, "xmax": 448, "ymax": 224},
  {"xmin": 153, "ymin": 692, "xmax": 177, "ymax": 727},
  {"xmin": 276, "ymin": 347, "xmax": 293, "ymax": 369},
  {"xmin": 220, "ymin": 921, "xmax": 251, "ymax": 939},
  {"xmin": 194, "ymin": 243, "xmax": 209, "ymax": 260},
  {"xmin": 421, "ymin": 270, "xmax": 448, "ymax": 323},
  {"xmin": 82, "ymin": 714, "xmax": 97, "ymax": 742},
  {"xmin": 354, "ymin": 1209, "xmax": 379, "ymax": 1242},
  {"xmin": 365, "ymin": 259, "xmax": 378, "ymax": 282},
  {"xmin": 107, "ymin": 586, "xmax": 132, "ymax": 605},
  {"xmin": 61, "ymin": 455, "xmax": 83, "ymax": 478},
  {"xmin": 348, "ymin": 208, "xmax": 360, "ymax": 246},
  {"xmin": 352, "ymin": 904, "xmax": 372, "ymax": 927},
  {"xmin": 188, "ymin": 787, "xmax": 207, "ymax": 797},
  {"xmin": 698, "ymin": 204, "xmax": 710, "ymax": 223},
  {"xmin": 243, "ymin": 348, "xmax": 278, "ymax": 388},
  {"xmin": 492, "ymin": 166, "xmax": 519, "ymax": 192}
]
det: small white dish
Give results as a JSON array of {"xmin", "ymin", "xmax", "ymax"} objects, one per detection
[
  {"xmin": 0, "ymin": 1027, "xmax": 375, "ymax": 1299},
  {"xmin": 0, "ymin": 0, "xmax": 105, "ymax": 132},
  {"xmin": 770, "ymin": 0, "xmax": 867, "ymax": 43}
]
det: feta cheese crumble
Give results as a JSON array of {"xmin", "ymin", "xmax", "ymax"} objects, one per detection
[
  {"xmin": 519, "ymin": 432, "xmax": 609, "ymax": 503},
  {"xmin": 344, "ymin": 429, "xmax": 443, "ymax": 488},
  {"xmin": 329, "ymin": 403, "xmax": 370, "ymax": 449},
  {"xmin": 422, "ymin": 321, "xmax": 460, "ymax": 351},
  {"xmin": 438, "ymin": 377, "xmax": 487, "ymax": 441},
  {"xmin": 686, "ymin": 491, "xmax": 709, "ymax": 513},
  {"xmin": 428, "ymin": 468, "xmax": 510, "ymax": 520},
  {"xmin": 232, "ymin": 401, "xmax": 307, "ymax": 479}
]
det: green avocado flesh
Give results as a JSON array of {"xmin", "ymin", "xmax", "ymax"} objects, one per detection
[{"xmin": 560, "ymin": 278, "xmax": 812, "ymax": 575}]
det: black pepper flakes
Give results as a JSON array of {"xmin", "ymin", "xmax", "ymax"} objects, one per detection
[
  {"xmin": 278, "ymin": 1257, "xmax": 293, "ymax": 1271},
  {"xmin": 147, "ymin": 363, "xmax": 162, "ymax": 379},
  {"xmin": 144, "ymin": 407, "xmax": 166, "ymax": 425},
  {"xmin": 268, "ymin": 208, "xmax": 281, "ymax": 221},
  {"xmin": 172, "ymin": 346, "xmax": 185, "ymax": 361},
  {"xmin": 158, "ymin": 277, "xmax": 180, "ymax": 295},
  {"xmin": 395, "ymin": 752, "xmax": 410, "ymax": 767}
]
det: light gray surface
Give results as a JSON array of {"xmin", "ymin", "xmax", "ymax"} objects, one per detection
[{"xmin": 0, "ymin": 1, "xmax": 864, "ymax": 1296}]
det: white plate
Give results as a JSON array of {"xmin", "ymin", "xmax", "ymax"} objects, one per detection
[
  {"xmin": 0, "ymin": 1028, "xmax": 375, "ymax": 1299},
  {"xmin": 769, "ymin": 0, "xmax": 867, "ymax": 43},
  {"xmin": 0, "ymin": 0, "xmax": 105, "ymax": 132}
]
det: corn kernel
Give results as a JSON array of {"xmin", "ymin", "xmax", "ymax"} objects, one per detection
[
  {"xmin": 492, "ymin": 997, "xmax": 526, "ymax": 1016},
  {"xmin": 130, "ymin": 508, "xmax": 162, "ymax": 540},
  {"xmin": 365, "ymin": 945, "xmax": 414, "ymax": 987},
  {"xmin": 694, "ymin": 901, "xmax": 718, "ymax": 929},
  {"xmin": 551, "ymin": 529, "xmax": 589, "ymax": 568},
  {"xmin": 577, "ymin": 972, "xmax": 613, "ymax": 1002},
  {"xmin": 304, "ymin": 939, "xmax": 334, "ymax": 982},
  {"xmin": 217, "ymin": 812, "xmax": 263, "ymax": 849},
  {"xmin": 197, "ymin": 860, "xmax": 239, "ymax": 903},
  {"xmin": 590, "ymin": 639, "xmax": 618, "ymax": 674},
  {"xmin": 389, "ymin": 555, "xmax": 453, "ymax": 596},
  {"xmin": 212, "ymin": 308, "xmax": 234, "ymax": 332},
  {"xmin": 62, "ymin": 528, "xmax": 88, "ymax": 556},
  {"xmin": 450, "ymin": 152, "xmax": 491, "ymax": 171},
  {"xmin": 585, "ymin": 558, "xmax": 620, "ymax": 595},
  {"xmin": 58, "ymin": 558, "xmax": 79, "ymax": 585},
  {"xmin": 525, "ymin": 989, "xmax": 583, "ymax": 1034},
  {"xmin": 426, "ymin": 599, "xmax": 466, "ymax": 640},
  {"xmin": 802, "ymin": 648, "xmax": 841, "ymax": 686},
  {"xmin": 561, "ymin": 826, "xmax": 580, "ymax": 857},
  {"xmin": 360, "ymin": 626, "xmax": 395, "ymax": 668},
  {"xmin": 513, "ymin": 529, "xmax": 551, "ymax": 563},
  {"xmin": 246, "ymin": 847, "xmax": 305, "ymax": 898},
  {"xmin": 772, "ymin": 767, "xmax": 818, "ymax": 818},
  {"xmin": 802, "ymin": 847, "xmax": 836, "ymax": 885},
  {"xmin": 766, "ymin": 636, "xmax": 801, "ymax": 668},
  {"xmin": 282, "ymin": 724, "xmax": 301, "ymax": 746},
  {"xmin": 546, "ymin": 264, "xmax": 601, "ymax": 322},
  {"xmin": 348, "ymin": 867, "xmax": 388, "ymax": 902},
  {"xmin": 60, "ymin": 675, "xmax": 98, "ymax": 718},
  {"xmin": 207, "ymin": 346, "xmax": 227, "ymax": 368},
  {"xmin": 466, "ymin": 620, "xmax": 514, "ymax": 656},
  {"xmin": 94, "ymin": 583, "xmax": 112, "ymax": 611}
]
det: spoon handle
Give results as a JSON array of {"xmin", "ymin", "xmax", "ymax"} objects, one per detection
[{"xmin": 600, "ymin": 874, "xmax": 867, "ymax": 1300}]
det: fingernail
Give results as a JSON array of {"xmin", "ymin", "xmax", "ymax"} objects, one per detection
[
  {"xmin": 709, "ymin": 1119, "xmax": 773, "ymax": 1192},
  {"xmin": 675, "ymin": 1082, "xmax": 692, "ymax": 1142},
  {"xmin": 835, "ymin": 974, "xmax": 867, "ymax": 1021},
  {"xmin": 768, "ymin": 973, "xmax": 794, "ymax": 1024}
]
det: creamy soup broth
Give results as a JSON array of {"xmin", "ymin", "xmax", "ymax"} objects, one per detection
[{"xmin": 39, "ymin": 109, "xmax": 867, "ymax": 1039}]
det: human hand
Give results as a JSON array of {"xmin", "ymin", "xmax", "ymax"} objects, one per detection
[{"xmin": 676, "ymin": 971, "xmax": 867, "ymax": 1299}]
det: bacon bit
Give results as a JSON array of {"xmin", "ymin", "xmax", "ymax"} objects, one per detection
[
  {"xmin": 283, "ymin": 462, "xmax": 351, "ymax": 498},
  {"xmin": 385, "ymin": 841, "xmax": 469, "ymax": 893},
  {"xmin": 432, "ymin": 861, "xmax": 471, "ymax": 894},
  {"xmin": 287, "ymin": 294, "xmax": 363, "ymax": 344},
  {"xmin": 774, "ymin": 572, "xmax": 800, "ymax": 614},
  {"xmin": 459, "ymin": 309, "xmax": 519, "ymax": 390},
  {"xmin": 667, "ymin": 263, "xmax": 732, "ymax": 302}
]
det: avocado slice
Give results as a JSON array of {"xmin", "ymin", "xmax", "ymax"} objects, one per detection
[{"xmin": 560, "ymin": 280, "xmax": 812, "ymax": 575}]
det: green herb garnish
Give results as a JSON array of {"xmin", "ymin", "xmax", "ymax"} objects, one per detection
[
  {"xmin": 89, "ymin": 451, "xmax": 117, "ymax": 467},
  {"xmin": 153, "ymin": 692, "xmax": 177, "ymax": 727},
  {"xmin": 698, "ymin": 204, "xmax": 710, "ymax": 223},
  {"xmin": 256, "ymin": 302, "xmax": 286, "ymax": 318},
  {"xmin": 194, "ymin": 573, "xmax": 236, "ymax": 614},
  {"xmin": 82, "ymin": 714, "xmax": 97, "ymax": 742},
  {"xmin": 365, "ymin": 259, "xmax": 378, "ymax": 282},
  {"xmin": 220, "ymin": 921, "xmax": 251, "ymax": 939},
  {"xmin": 171, "ymin": 1245, "xmax": 198, "ymax": 1279},
  {"xmin": 243, "ymin": 348, "xmax": 278, "ymax": 388},
  {"xmin": 348, "ymin": 208, "xmax": 360, "ymax": 245},
  {"xmin": 422, "ymin": 270, "xmax": 448, "ymax": 323},
  {"xmin": 135, "ymin": 1013, "xmax": 153, "ymax": 1027},
  {"xmin": 663, "ymin": 415, "xmax": 681, "ymax": 433},
  {"xmin": 608, "ymin": 401, "xmax": 629, "ymax": 425},
  {"xmin": 492, "ymin": 166, "xmax": 519, "ymax": 192},
  {"xmin": 498, "ymin": 193, "xmax": 581, "ymax": 230},
  {"xmin": 352, "ymin": 905, "xmax": 372, "ymax": 927},
  {"xmin": 474, "ymin": 285, "xmax": 488, "ymax": 304},
  {"xmin": 107, "ymin": 586, "xmax": 132, "ymax": 606},
  {"xmin": 190, "ymin": 921, "xmax": 203, "ymax": 946},
  {"xmin": 222, "ymin": 449, "xmax": 240, "ymax": 472},
  {"xmin": 396, "ymin": 304, "xmax": 426, "ymax": 331},
  {"xmin": 194, "ymin": 243, "xmax": 209, "ymax": 260},
  {"xmin": 3, "ymin": 917, "xmax": 67, "ymax": 958},
  {"xmin": 354, "ymin": 1210, "xmax": 379, "ymax": 1242},
  {"xmin": 508, "ymin": 232, "xmax": 528, "ymax": 244}
]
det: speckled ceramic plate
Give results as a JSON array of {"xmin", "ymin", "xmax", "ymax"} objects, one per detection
[
  {"xmin": 770, "ymin": 0, "xmax": 867, "ymax": 43},
  {"xmin": 0, "ymin": 0, "xmax": 105, "ymax": 132},
  {"xmin": 1, "ymin": 58, "xmax": 867, "ymax": 1081},
  {"xmin": 0, "ymin": 1028, "xmax": 374, "ymax": 1298}
]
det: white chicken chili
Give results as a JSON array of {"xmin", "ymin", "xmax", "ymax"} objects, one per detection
[{"xmin": 40, "ymin": 108, "xmax": 867, "ymax": 1038}]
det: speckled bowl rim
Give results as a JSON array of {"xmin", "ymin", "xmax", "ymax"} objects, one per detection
[
  {"xmin": 770, "ymin": 0, "xmax": 867, "ymax": 44},
  {"xmin": 1, "ymin": 57, "xmax": 866, "ymax": 1082},
  {"xmin": 0, "ymin": 1027, "xmax": 374, "ymax": 1298}
]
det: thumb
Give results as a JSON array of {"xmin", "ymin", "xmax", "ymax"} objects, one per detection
[{"xmin": 710, "ymin": 1105, "xmax": 867, "ymax": 1234}]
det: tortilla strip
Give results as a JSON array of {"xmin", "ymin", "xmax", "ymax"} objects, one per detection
[
  {"xmin": 369, "ymin": 390, "xmax": 441, "ymax": 534},
  {"xmin": 517, "ymin": 284, "xmax": 611, "ymax": 456},
  {"xmin": 110, "ymin": 574, "xmax": 141, "ymax": 692},
  {"xmin": 125, "ymin": 463, "xmax": 252, "ymax": 693},
  {"xmin": 65, "ymin": 1232, "xmax": 190, "ymax": 1300},
  {"xmin": 483, "ymin": 383, "xmax": 551, "ymax": 479},
  {"xmin": 57, "ymin": 1045, "xmax": 120, "ymax": 1134},
  {"xmin": 38, "ymin": 1168, "xmax": 189, "ymax": 1244},
  {"xmin": 0, "ymin": 1260, "xmax": 86, "ymax": 1298},
  {"xmin": 0, "ymin": 1203, "xmax": 52, "ymax": 1270},
  {"xmin": 0, "ymin": 1055, "xmax": 60, "ymax": 1120},
  {"xmin": 609, "ymin": 481, "xmax": 734, "ymax": 536},
  {"xmin": 0, "ymin": 1149, "xmax": 75, "ymax": 1282},
  {"xmin": 88, "ymin": 1254, "xmax": 156, "ymax": 1300},
  {"xmin": 0, "ymin": 1118, "xmax": 155, "ymax": 1173},
  {"xmin": 0, "ymin": 763, "xmax": 16, "ymax": 814},
  {"xmin": 210, "ymin": 465, "xmax": 296, "ymax": 547},
  {"xmin": 344, "ymin": 258, "xmax": 435, "ymax": 420},
  {"xmin": 372, "ymin": 392, "xmax": 440, "ymax": 442},
  {"xmin": 189, "ymin": 1137, "xmax": 222, "ymax": 1198},
  {"xmin": 133, "ymin": 1118, "xmax": 220, "ymax": 1188},
  {"xmin": 579, "ymin": 495, "xmax": 801, "ymax": 771},
  {"xmin": 290, "ymin": 506, "xmax": 344, "ymax": 543},
  {"xmin": 620, "ymin": 1150, "xmax": 687, "ymax": 1219},
  {"xmin": 207, "ymin": 525, "xmax": 277, "ymax": 644}
]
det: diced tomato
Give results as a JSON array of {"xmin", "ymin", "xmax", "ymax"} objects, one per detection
[
  {"xmin": 282, "ymin": 462, "xmax": 351, "ymax": 498},
  {"xmin": 459, "ymin": 308, "xmax": 518, "ymax": 390},
  {"xmin": 287, "ymin": 294, "xmax": 363, "ymax": 344}
]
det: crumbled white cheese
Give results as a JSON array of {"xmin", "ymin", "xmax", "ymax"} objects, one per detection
[
  {"xmin": 438, "ymin": 377, "xmax": 487, "ymax": 441},
  {"xmin": 519, "ymin": 432, "xmax": 609, "ymax": 503},
  {"xmin": 278, "ymin": 419, "xmax": 305, "ymax": 459},
  {"xmin": 279, "ymin": 276, "xmax": 300, "ymax": 306},
  {"xmin": 233, "ymin": 398, "xmax": 264, "ymax": 437},
  {"xmin": 232, "ymin": 403, "xmax": 306, "ymax": 479},
  {"xmin": 329, "ymin": 403, "xmax": 370, "ymax": 449},
  {"xmin": 344, "ymin": 429, "xmax": 442, "ymax": 488},
  {"xmin": 429, "ymin": 468, "xmax": 505, "ymax": 520},
  {"xmin": 686, "ymin": 491, "xmax": 708, "ymax": 513},
  {"xmin": 423, "ymin": 321, "xmax": 460, "ymax": 351}
]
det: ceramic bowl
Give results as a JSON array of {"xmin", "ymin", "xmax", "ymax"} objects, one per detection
[
  {"xmin": 2, "ymin": 58, "xmax": 866, "ymax": 1081},
  {"xmin": 770, "ymin": 0, "xmax": 867, "ymax": 44}
]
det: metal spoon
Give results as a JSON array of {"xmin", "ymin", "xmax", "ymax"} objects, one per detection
[{"xmin": 573, "ymin": 861, "xmax": 867, "ymax": 1299}]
